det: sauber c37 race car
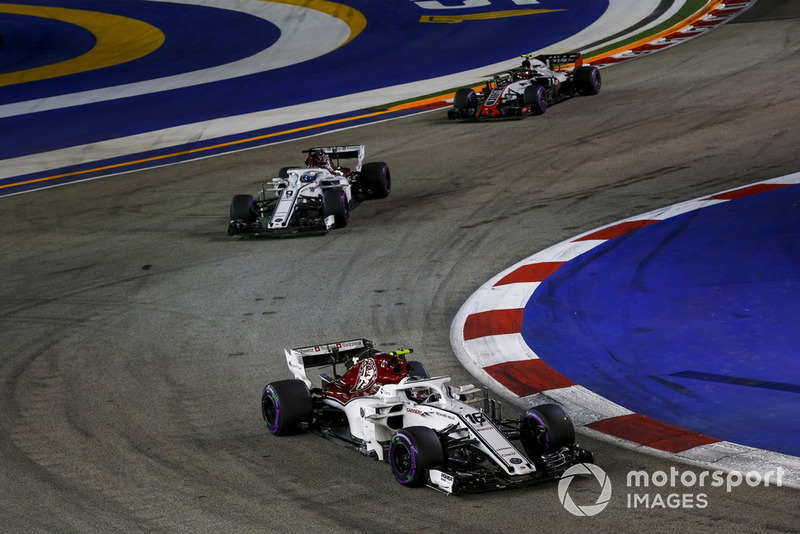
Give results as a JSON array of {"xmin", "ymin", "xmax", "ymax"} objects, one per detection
[
  {"xmin": 261, "ymin": 339, "xmax": 594, "ymax": 494},
  {"xmin": 228, "ymin": 145, "xmax": 390, "ymax": 236},
  {"xmin": 448, "ymin": 53, "xmax": 601, "ymax": 120}
]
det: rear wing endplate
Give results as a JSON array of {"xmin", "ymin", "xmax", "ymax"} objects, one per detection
[
  {"xmin": 529, "ymin": 52, "xmax": 584, "ymax": 69},
  {"xmin": 304, "ymin": 145, "xmax": 365, "ymax": 171},
  {"xmin": 285, "ymin": 338, "xmax": 375, "ymax": 386}
]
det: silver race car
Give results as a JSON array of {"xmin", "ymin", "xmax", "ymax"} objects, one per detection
[
  {"xmin": 448, "ymin": 53, "xmax": 601, "ymax": 119},
  {"xmin": 261, "ymin": 338, "xmax": 594, "ymax": 494},
  {"xmin": 228, "ymin": 145, "xmax": 390, "ymax": 236}
]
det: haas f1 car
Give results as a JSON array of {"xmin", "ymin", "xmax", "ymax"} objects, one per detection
[
  {"xmin": 228, "ymin": 145, "xmax": 390, "ymax": 236},
  {"xmin": 448, "ymin": 53, "xmax": 601, "ymax": 120},
  {"xmin": 261, "ymin": 339, "xmax": 594, "ymax": 494}
]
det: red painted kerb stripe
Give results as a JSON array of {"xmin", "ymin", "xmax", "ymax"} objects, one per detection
[
  {"xmin": 587, "ymin": 414, "xmax": 721, "ymax": 453},
  {"xmin": 494, "ymin": 262, "xmax": 565, "ymax": 286},
  {"xmin": 710, "ymin": 183, "xmax": 789, "ymax": 200},
  {"xmin": 484, "ymin": 359, "xmax": 576, "ymax": 396},
  {"xmin": 463, "ymin": 309, "xmax": 524, "ymax": 341},
  {"xmin": 575, "ymin": 219, "xmax": 659, "ymax": 241}
]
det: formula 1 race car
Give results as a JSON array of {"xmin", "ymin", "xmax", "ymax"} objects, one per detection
[
  {"xmin": 228, "ymin": 145, "xmax": 390, "ymax": 236},
  {"xmin": 448, "ymin": 53, "xmax": 601, "ymax": 120},
  {"xmin": 261, "ymin": 339, "xmax": 594, "ymax": 494}
]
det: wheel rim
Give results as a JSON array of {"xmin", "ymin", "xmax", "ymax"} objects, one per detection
[
  {"xmin": 262, "ymin": 389, "xmax": 279, "ymax": 433},
  {"xmin": 390, "ymin": 437, "xmax": 415, "ymax": 482},
  {"xmin": 524, "ymin": 412, "xmax": 550, "ymax": 450}
]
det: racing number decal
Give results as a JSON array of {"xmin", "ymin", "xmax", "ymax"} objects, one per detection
[{"xmin": 464, "ymin": 412, "xmax": 486, "ymax": 424}]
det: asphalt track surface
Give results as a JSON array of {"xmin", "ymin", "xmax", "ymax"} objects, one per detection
[{"xmin": 1, "ymin": 2, "xmax": 799, "ymax": 533}]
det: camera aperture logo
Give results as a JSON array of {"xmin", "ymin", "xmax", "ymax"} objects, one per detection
[
  {"xmin": 558, "ymin": 463, "xmax": 612, "ymax": 517},
  {"xmin": 558, "ymin": 464, "xmax": 785, "ymax": 515}
]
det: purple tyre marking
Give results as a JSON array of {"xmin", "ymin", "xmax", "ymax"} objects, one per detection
[
  {"xmin": 263, "ymin": 386, "xmax": 280, "ymax": 434},
  {"xmin": 525, "ymin": 412, "xmax": 550, "ymax": 449},
  {"xmin": 389, "ymin": 433, "xmax": 418, "ymax": 484}
]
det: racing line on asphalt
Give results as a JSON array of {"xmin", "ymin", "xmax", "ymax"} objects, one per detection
[{"xmin": 4, "ymin": 0, "xmax": 796, "ymax": 481}]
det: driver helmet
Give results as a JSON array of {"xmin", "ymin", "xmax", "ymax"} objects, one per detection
[
  {"xmin": 300, "ymin": 171, "xmax": 318, "ymax": 183},
  {"xmin": 306, "ymin": 150, "xmax": 331, "ymax": 169},
  {"xmin": 515, "ymin": 70, "xmax": 532, "ymax": 80},
  {"xmin": 409, "ymin": 386, "xmax": 432, "ymax": 402}
]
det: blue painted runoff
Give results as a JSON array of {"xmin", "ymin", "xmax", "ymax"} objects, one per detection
[
  {"xmin": 0, "ymin": 13, "xmax": 96, "ymax": 74},
  {"xmin": 521, "ymin": 183, "xmax": 800, "ymax": 457}
]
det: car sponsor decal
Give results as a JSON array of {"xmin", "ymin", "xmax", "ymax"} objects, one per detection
[
  {"xmin": 353, "ymin": 358, "xmax": 378, "ymax": 392},
  {"xmin": 294, "ymin": 339, "xmax": 367, "ymax": 355},
  {"xmin": 455, "ymin": 409, "xmax": 533, "ymax": 472},
  {"xmin": 483, "ymin": 87, "xmax": 504, "ymax": 107}
]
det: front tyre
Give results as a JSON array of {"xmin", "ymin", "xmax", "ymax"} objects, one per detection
[
  {"xmin": 523, "ymin": 84, "xmax": 547, "ymax": 115},
  {"xmin": 453, "ymin": 87, "xmax": 476, "ymax": 109},
  {"xmin": 322, "ymin": 188, "xmax": 349, "ymax": 228},
  {"xmin": 360, "ymin": 162, "xmax": 391, "ymax": 199},
  {"xmin": 261, "ymin": 380, "xmax": 312, "ymax": 436},
  {"xmin": 388, "ymin": 426, "xmax": 444, "ymax": 487},
  {"xmin": 230, "ymin": 194, "xmax": 257, "ymax": 221},
  {"xmin": 520, "ymin": 403, "xmax": 575, "ymax": 456}
]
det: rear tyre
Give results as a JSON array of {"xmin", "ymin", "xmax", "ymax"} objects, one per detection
[
  {"xmin": 407, "ymin": 360, "xmax": 430, "ymax": 379},
  {"xmin": 573, "ymin": 66, "xmax": 601, "ymax": 95},
  {"xmin": 523, "ymin": 84, "xmax": 547, "ymax": 115},
  {"xmin": 389, "ymin": 426, "xmax": 444, "ymax": 487},
  {"xmin": 520, "ymin": 403, "xmax": 575, "ymax": 456},
  {"xmin": 360, "ymin": 162, "xmax": 391, "ymax": 199},
  {"xmin": 322, "ymin": 188, "xmax": 349, "ymax": 228},
  {"xmin": 261, "ymin": 380, "xmax": 312, "ymax": 436},
  {"xmin": 277, "ymin": 167, "xmax": 294, "ymax": 178},
  {"xmin": 230, "ymin": 194, "xmax": 256, "ymax": 221}
]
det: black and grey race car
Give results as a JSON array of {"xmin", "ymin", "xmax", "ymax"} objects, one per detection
[
  {"xmin": 228, "ymin": 145, "xmax": 390, "ymax": 237},
  {"xmin": 448, "ymin": 53, "xmax": 601, "ymax": 120}
]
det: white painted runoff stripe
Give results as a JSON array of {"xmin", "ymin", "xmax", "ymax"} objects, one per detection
[{"xmin": 537, "ymin": 0, "xmax": 686, "ymax": 57}]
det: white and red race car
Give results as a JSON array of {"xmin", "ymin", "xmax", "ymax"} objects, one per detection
[
  {"xmin": 448, "ymin": 53, "xmax": 601, "ymax": 119},
  {"xmin": 261, "ymin": 338, "xmax": 594, "ymax": 494},
  {"xmin": 228, "ymin": 145, "xmax": 390, "ymax": 237}
]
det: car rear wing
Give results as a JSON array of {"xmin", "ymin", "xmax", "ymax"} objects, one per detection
[
  {"xmin": 303, "ymin": 145, "xmax": 365, "ymax": 171},
  {"xmin": 285, "ymin": 338, "xmax": 377, "ymax": 387},
  {"xmin": 529, "ymin": 52, "xmax": 584, "ymax": 70}
]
